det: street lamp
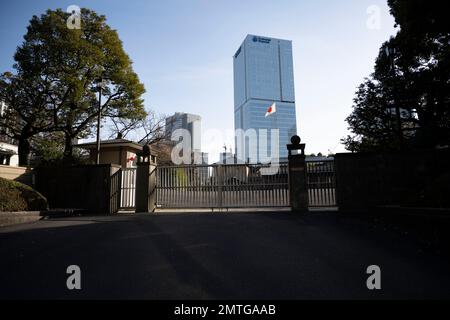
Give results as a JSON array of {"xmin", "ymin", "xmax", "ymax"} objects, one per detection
[
  {"xmin": 96, "ymin": 77, "xmax": 107, "ymax": 165},
  {"xmin": 385, "ymin": 46, "xmax": 404, "ymax": 149}
]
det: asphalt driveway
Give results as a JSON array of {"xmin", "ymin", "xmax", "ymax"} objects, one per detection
[{"xmin": 1, "ymin": 211, "xmax": 450, "ymax": 299}]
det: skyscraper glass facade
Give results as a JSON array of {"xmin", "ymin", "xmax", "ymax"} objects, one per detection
[
  {"xmin": 166, "ymin": 112, "xmax": 202, "ymax": 152},
  {"xmin": 234, "ymin": 35, "xmax": 298, "ymax": 163}
]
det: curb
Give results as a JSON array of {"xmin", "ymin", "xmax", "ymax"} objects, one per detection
[
  {"xmin": 0, "ymin": 212, "xmax": 43, "ymax": 227},
  {"xmin": 0, "ymin": 209, "xmax": 88, "ymax": 227}
]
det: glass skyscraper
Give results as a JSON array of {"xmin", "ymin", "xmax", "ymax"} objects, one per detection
[
  {"xmin": 166, "ymin": 112, "xmax": 202, "ymax": 153},
  {"xmin": 234, "ymin": 35, "xmax": 298, "ymax": 163},
  {"xmin": 165, "ymin": 112, "xmax": 208, "ymax": 165}
]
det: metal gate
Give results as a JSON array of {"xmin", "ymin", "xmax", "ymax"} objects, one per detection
[
  {"xmin": 156, "ymin": 163, "xmax": 290, "ymax": 209},
  {"xmin": 306, "ymin": 159, "xmax": 337, "ymax": 207},
  {"xmin": 111, "ymin": 160, "xmax": 336, "ymax": 211},
  {"xmin": 109, "ymin": 169, "xmax": 122, "ymax": 214},
  {"xmin": 121, "ymin": 168, "xmax": 137, "ymax": 209}
]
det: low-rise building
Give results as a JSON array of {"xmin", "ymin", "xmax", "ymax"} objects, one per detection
[
  {"xmin": 0, "ymin": 101, "xmax": 19, "ymax": 166},
  {"xmin": 74, "ymin": 138, "xmax": 143, "ymax": 168}
]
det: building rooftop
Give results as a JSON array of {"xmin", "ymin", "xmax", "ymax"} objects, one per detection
[
  {"xmin": 0, "ymin": 146, "xmax": 16, "ymax": 156},
  {"xmin": 74, "ymin": 138, "xmax": 143, "ymax": 151},
  {"xmin": 0, "ymin": 136, "xmax": 18, "ymax": 146}
]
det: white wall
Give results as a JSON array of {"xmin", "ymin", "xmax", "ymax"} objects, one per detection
[{"xmin": 0, "ymin": 142, "xmax": 19, "ymax": 166}]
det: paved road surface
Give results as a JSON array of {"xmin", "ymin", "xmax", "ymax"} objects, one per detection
[{"xmin": 1, "ymin": 212, "xmax": 450, "ymax": 299}]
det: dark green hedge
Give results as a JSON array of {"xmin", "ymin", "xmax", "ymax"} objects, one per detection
[
  {"xmin": 421, "ymin": 172, "xmax": 450, "ymax": 208},
  {"xmin": 0, "ymin": 177, "xmax": 48, "ymax": 212}
]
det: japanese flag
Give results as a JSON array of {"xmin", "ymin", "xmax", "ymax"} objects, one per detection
[{"xmin": 265, "ymin": 103, "xmax": 277, "ymax": 118}]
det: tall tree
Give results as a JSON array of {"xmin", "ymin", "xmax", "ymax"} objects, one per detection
[
  {"xmin": 343, "ymin": 0, "xmax": 450, "ymax": 152},
  {"xmin": 108, "ymin": 110, "xmax": 169, "ymax": 145},
  {"xmin": 0, "ymin": 72, "xmax": 56, "ymax": 165},
  {"xmin": 342, "ymin": 77, "xmax": 401, "ymax": 152},
  {"xmin": 1, "ymin": 8, "xmax": 146, "ymax": 164}
]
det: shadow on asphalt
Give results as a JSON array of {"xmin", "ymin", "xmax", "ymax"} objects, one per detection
[{"xmin": 1, "ymin": 211, "xmax": 450, "ymax": 299}]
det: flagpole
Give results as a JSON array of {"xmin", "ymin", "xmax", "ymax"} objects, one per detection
[
  {"xmin": 266, "ymin": 102, "xmax": 278, "ymax": 163},
  {"xmin": 274, "ymin": 107, "xmax": 278, "ymax": 163},
  {"xmin": 269, "ymin": 103, "xmax": 277, "ymax": 163}
]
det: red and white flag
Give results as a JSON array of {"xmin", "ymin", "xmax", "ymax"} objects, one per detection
[{"xmin": 265, "ymin": 103, "xmax": 277, "ymax": 118}]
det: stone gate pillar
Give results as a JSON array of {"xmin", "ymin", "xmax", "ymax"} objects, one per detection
[
  {"xmin": 135, "ymin": 144, "xmax": 157, "ymax": 213},
  {"xmin": 287, "ymin": 136, "xmax": 308, "ymax": 212}
]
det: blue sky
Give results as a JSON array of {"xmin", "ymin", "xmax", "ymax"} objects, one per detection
[{"xmin": 0, "ymin": 0, "xmax": 397, "ymax": 161}]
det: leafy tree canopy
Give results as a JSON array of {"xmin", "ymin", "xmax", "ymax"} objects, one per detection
[
  {"xmin": 343, "ymin": 0, "xmax": 450, "ymax": 152},
  {"xmin": 1, "ymin": 8, "xmax": 146, "ymax": 165}
]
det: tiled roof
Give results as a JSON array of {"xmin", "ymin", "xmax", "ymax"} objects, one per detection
[{"xmin": 74, "ymin": 139, "xmax": 143, "ymax": 150}]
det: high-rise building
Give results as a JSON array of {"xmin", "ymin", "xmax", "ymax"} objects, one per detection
[
  {"xmin": 234, "ymin": 35, "xmax": 298, "ymax": 163},
  {"xmin": 166, "ymin": 112, "xmax": 202, "ymax": 152},
  {"xmin": 165, "ymin": 112, "xmax": 208, "ymax": 164}
]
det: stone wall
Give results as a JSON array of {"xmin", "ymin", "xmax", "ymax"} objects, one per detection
[
  {"xmin": 35, "ymin": 164, "xmax": 121, "ymax": 214},
  {"xmin": 0, "ymin": 165, "xmax": 34, "ymax": 186},
  {"xmin": 335, "ymin": 149, "xmax": 450, "ymax": 212}
]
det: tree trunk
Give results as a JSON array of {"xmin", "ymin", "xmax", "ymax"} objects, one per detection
[
  {"xmin": 18, "ymin": 137, "xmax": 31, "ymax": 167},
  {"xmin": 63, "ymin": 133, "xmax": 74, "ymax": 163}
]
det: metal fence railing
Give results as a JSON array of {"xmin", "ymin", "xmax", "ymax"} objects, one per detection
[
  {"xmin": 306, "ymin": 159, "xmax": 337, "ymax": 207},
  {"xmin": 109, "ymin": 169, "xmax": 122, "ymax": 214},
  {"xmin": 115, "ymin": 160, "xmax": 337, "ymax": 211},
  {"xmin": 121, "ymin": 168, "xmax": 136, "ymax": 209},
  {"xmin": 156, "ymin": 163, "xmax": 289, "ymax": 209}
]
